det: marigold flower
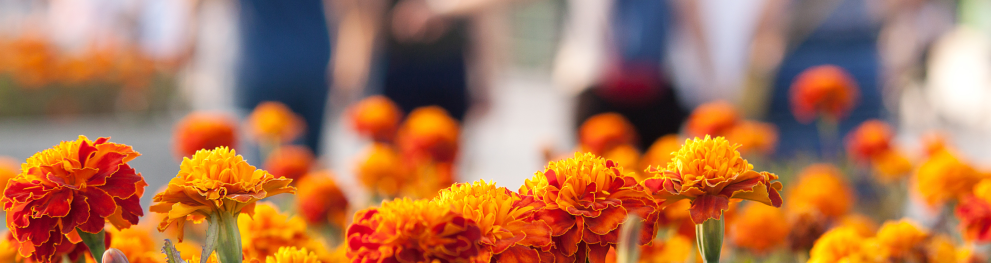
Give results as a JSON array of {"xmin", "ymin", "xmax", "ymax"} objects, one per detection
[
  {"xmin": 639, "ymin": 135, "xmax": 680, "ymax": 172},
  {"xmin": 396, "ymin": 106, "xmax": 460, "ymax": 163},
  {"xmin": 871, "ymin": 150, "xmax": 912, "ymax": 182},
  {"xmin": 874, "ymin": 219, "xmax": 928, "ymax": 260},
  {"xmin": 915, "ymin": 151, "xmax": 987, "ymax": 206},
  {"xmin": 642, "ymin": 136, "xmax": 783, "ymax": 223},
  {"xmin": 2, "ymin": 136, "xmax": 147, "ymax": 262},
  {"xmin": 638, "ymin": 235, "xmax": 693, "ymax": 263},
  {"xmin": 355, "ymin": 143, "xmax": 409, "ymax": 198},
  {"xmin": 294, "ymin": 171, "xmax": 349, "ymax": 228},
  {"xmin": 106, "ymin": 227, "xmax": 158, "ymax": 263},
  {"xmin": 247, "ymin": 101, "xmax": 306, "ymax": 143},
  {"xmin": 434, "ymin": 180, "xmax": 552, "ymax": 262},
  {"xmin": 728, "ymin": 204, "xmax": 789, "ymax": 254},
  {"xmin": 807, "ymin": 226, "xmax": 883, "ymax": 263},
  {"xmin": 956, "ymin": 179, "xmax": 991, "ymax": 242},
  {"xmin": 656, "ymin": 199, "xmax": 695, "ymax": 239},
  {"xmin": 724, "ymin": 121, "xmax": 778, "ymax": 156},
  {"xmin": 173, "ymin": 112, "xmax": 238, "ymax": 158},
  {"xmin": 602, "ymin": 145, "xmax": 641, "ymax": 178},
  {"xmin": 405, "ymin": 160, "xmax": 455, "ymax": 199},
  {"xmin": 0, "ymin": 233, "xmax": 22, "ymax": 262},
  {"xmin": 265, "ymin": 247, "xmax": 321, "ymax": 263},
  {"xmin": 346, "ymin": 198, "xmax": 482, "ymax": 263},
  {"xmin": 786, "ymin": 164, "xmax": 854, "ymax": 218},
  {"xmin": 836, "ymin": 214, "xmax": 878, "ymax": 237},
  {"xmin": 786, "ymin": 207, "xmax": 828, "ymax": 252},
  {"xmin": 0, "ymin": 157, "xmax": 19, "ymax": 193},
  {"xmin": 921, "ymin": 131, "xmax": 950, "ymax": 157},
  {"xmin": 684, "ymin": 101, "xmax": 739, "ymax": 137},
  {"xmin": 845, "ymin": 120, "xmax": 912, "ymax": 180},
  {"xmin": 240, "ymin": 203, "xmax": 331, "ymax": 261},
  {"xmin": 263, "ymin": 145, "xmax": 315, "ymax": 182},
  {"xmin": 150, "ymin": 147, "xmax": 295, "ymax": 241},
  {"xmin": 520, "ymin": 152, "xmax": 659, "ymax": 263},
  {"xmin": 789, "ymin": 65, "xmax": 859, "ymax": 123},
  {"xmin": 579, "ymin": 113, "xmax": 636, "ymax": 154},
  {"xmin": 348, "ymin": 95, "xmax": 403, "ymax": 142}
]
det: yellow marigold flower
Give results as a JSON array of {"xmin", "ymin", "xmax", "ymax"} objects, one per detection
[
  {"xmin": 247, "ymin": 101, "xmax": 306, "ymax": 143},
  {"xmin": 107, "ymin": 227, "xmax": 159, "ymax": 263},
  {"xmin": 265, "ymin": 247, "xmax": 321, "ymax": 263},
  {"xmin": 294, "ymin": 171, "xmax": 349, "ymax": 228},
  {"xmin": 639, "ymin": 235, "xmax": 694, "ymax": 263},
  {"xmin": 602, "ymin": 144, "xmax": 642, "ymax": 179},
  {"xmin": 0, "ymin": 233, "xmax": 19, "ymax": 262},
  {"xmin": 639, "ymin": 134, "xmax": 680, "ymax": 172},
  {"xmin": 150, "ymin": 147, "xmax": 295, "ymax": 241},
  {"xmin": 643, "ymin": 136, "xmax": 783, "ymax": 223},
  {"xmin": 786, "ymin": 164, "xmax": 854, "ymax": 218},
  {"xmin": 790, "ymin": 65, "xmax": 859, "ymax": 124},
  {"xmin": 188, "ymin": 253, "xmax": 220, "ymax": 263},
  {"xmin": 348, "ymin": 95, "xmax": 403, "ymax": 142},
  {"xmin": 520, "ymin": 152, "xmax": 659, "ymax": 263},
  {"xmin": 724, "ymin": 121, "xmax": 778, "ymax": 156},
  {"xmin": 345, "ymin": 198, "xmax": 482, "ymax": 263},
  {"xmin": 2, "ymin": 136, "xmax": 147, "ymax": 262},
  {"xmin": 685, "ymin": 101, "xmax": 740, "ymax": 137},
  {"xmin": 924, "ymin": 235, "xmax": 974, "ymax": 263},
  {"xmin": 239, "ymin": 203, "xmax": 331, "ymax": 261},
  {"xmin": 396, "ymin": 106, "xmax": 460, "ymax": 163},
  {"xmin": 807, "ymin": 226, "xmax": 884, "ymax": 263},
  {"xmin": 434, "ymin": 180, "xmax": 552, "ymax": 262},
  {"xmin": 264, "ymin": 145, "xmax": 315, "ymax": 182},
  {"xmin": 874, "ymin": 219, "xmax": 928, "ymax": 260},
  {"xmin": 355, "ymin": 143, "xmax": 409, "ymax": 198},
  {"xmin": 915, "ymin": 151, "xmax": 987, "ymax": 206},
  {"xmin": 728, "ymin": 203, "xmax": 789, "ymax": 254},
  {"xmin": 173, "ymin": 112, "xmax": 238, "ymax": 158},
  {"xmin": 579, "ymin": 113, "xmax": 637, "ymax": 155},
  {"xmin": 836, "ymin": 214, "xmax": 878, "ymax": 237},
  {"xmin": 871, "ymin": 150, "xmax": 912, "ymax": 182}
]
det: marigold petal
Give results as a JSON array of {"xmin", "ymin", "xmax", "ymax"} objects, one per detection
[
  {"xmin": 585, "ymin": 205, "xmax": 627, "ymax": 235},
  {"xmin": 559, "ymin": 219, "xmax": 583, "ymax": 256},
  {"xmin": 495, "ymin": 246, "xmax": 541, "ymax": 263},
  {"xmin": 60, "ymin": 192, "xmax": 90, "ymax": 234},
  {"xmin": 586, "ymin": 243, "xmax": 610, "ymax": 263},
  {"xmin": 83, "ymin": 188, "xmax": 117, "ymax": 218},
  {"xmin": 689, "ymin": 195, "xmax": 729, "ymax": 224},
  {"xmin": 37, "ymin": 189, "xmax": 73, "ymax": 218},
  {"xmin": 99, "ymin": 165, "xmax": 143, "ymax": 198}
]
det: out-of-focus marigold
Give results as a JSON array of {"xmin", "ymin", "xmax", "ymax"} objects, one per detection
[
  {"xmin": 914, "ymin": 150, "xmax": 988, "ymax": 206},
  {"xmin": 107, "ymin": 227, "xmax": 159, "ymax": 263},
  {"xmin": 789, "ymin": 65, "xmax": 859, "ymax": 124},
  {"xmin": 637, "ymin": 235, "xmax": 694, "ymax": 263},
  {"xmin": 578, "ymin": 113, "xmax": 637, "ymax": 155},
  {"xmin": 0, "ymin": 233, "xmax": 19, "ymax": 263},
  {"xmin": 845, "ymin": 120, "xmax": 894, "ymax": 162},
  {"xmin": 396, "ymin": 106, "xmax": 460, "ymax": 163},
  {"xmin": 434, "ymin": 180, "xmax": 552, "ymax": 262},
  {"xmin": 0, "ymin": 157, "xmax": 18, "ymax": 194},
  {"xmin": 247, "ymin": 101, "xmax": 306, "ymax": 143},
  {"xmin": 173, "ymin": 112, "xmax": 238, "ymax": 158},
  {"xmin": 956, "ymin": 179, "xmax": 991, "ymax": 242},
  {"xmin": 602, "ymin": 144, "xmax": 642, "ymax": 178},
  {"xmin": 684, "ymin": 101, "xmax": 739, "ymax": 137},
  {"xmin": 520, "ymin": 152, "xmax": 659, "ymax": 263},
  {"xmin": 345, "ymin": 198, "xmax": 482, "ymax": 263},
  {"xmin": 150, "ymin": 147, "xmax": 295, "ymax": 241},
  {"xmin": 642, "ymin": 136, "xmax": 783, "ymax": 223},
  {"xmin": 724, "ymin": 121, "xmax": 778, "ymax": 156},
  {"xmin": 639, "ymin": 135, "xmax": 680, "ymax": 172},
  {"xmin": 807, "ymin": 226, "xmax": 883, "ymax": 263},
  {"xmin": 348, "ymin": 95, "xmax": 403, "ymax": 142},
  {"xmin": 263, "ymin": 145, "xmax": 315, "ymax": 182},
  {"xmin": 874, "ymin": 219, "xmax": 928, "ymax": 260},
  {"xmin": 786, "ymin": 164, "xmax": 854, "ymax": 218},
  {"xmin": 728, "ymin": 204, "xmax": 789, "ymax": 254},
  {"xmin": 265, "ymin": 247, "xmax": 321, "ymax": 263},
  {"xmin": 240, "ymin": 203, "xmax": 331, "ymax": 261},
  {"xmin": 2, "ymin": 136, "xmax": 147, "ymax": 262},
  {"xmin": 294, "ymin": 171, "xmax": 350, "ymax": 228},
  {"xmin": 837, "ymin": 214, "xmax": 878, "ymax": 237},
  {"xmin": 355, "ymin": 143, "xmax": 409, "ymax": 198}
]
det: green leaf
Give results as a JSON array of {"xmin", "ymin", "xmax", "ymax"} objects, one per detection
[
  {"xmin": 162, "ymin": 239, "xmax": 188, "ymax": 263},
  {"xmin": 77, "ymin": 229, "xmax": 106, "ymax": 263}
]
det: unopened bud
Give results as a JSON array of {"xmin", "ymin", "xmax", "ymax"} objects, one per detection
[{"xmin": 103, "ymin": 248, "xmax": 129, "ymax": 263}]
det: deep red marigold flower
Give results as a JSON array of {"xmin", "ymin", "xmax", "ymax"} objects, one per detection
[
  {"xmin": 684, "ymin": 101, "xmax": 740, "ymax": 138},
  {"xmin": 346, "ymin": 198, "xmax": 483, "ymax": 263},
  {"xmin": 957, "ymin": 179, "xmax": 991, "ymax": 242},
  {"xmin": 578, "ymin": 113, "xmax": 636, "ymax": 155},
  {"xmin": 642, "ymin": 136, "xmax": 783, "ymax": 224},
  {"xmin": 348, "ymin": 95, "xmax": 403, "ymax": 142},
  {"xmin": 396, "ymin": 106, "xmax": 460, "ymax": 163},
  {"xmin": 173, "ymin": 112, "xmax": 238, "ymax": 158},
  {"xmin": 263, "ymin": 145, "xmax": 315, "ymax": 182},
  {"xmin": 790, "ymin": 65, "xmax": 859, "ymax": 124},
  {"xmin": 2, "ymin": 136, "xmax": 147, "ymax": 262},
  {"xmin": 520, "ymin": 152, "xmax": 659, "ymax": 263},
  {"xmin": 294, "ymin": 171, "xmax": 350, "ymax": 229}
]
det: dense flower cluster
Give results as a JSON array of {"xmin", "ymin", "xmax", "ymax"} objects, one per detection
[{"xmin": 346, "ymin": 198, "xmax": 482, "ymax": 263}]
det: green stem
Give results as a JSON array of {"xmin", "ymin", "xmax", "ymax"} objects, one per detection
[
  {"xmin": 203, "ymin": 211, "xmax": 243, "ymax": 263},
  {"xmin": 695, "ymin": 214, "xmax": 725, "ymax": 263},
  {"xmin": 77, "ymin": 229, "xmax": 106, "ymax": 263}
]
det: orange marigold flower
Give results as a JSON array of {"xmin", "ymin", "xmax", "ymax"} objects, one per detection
[
  {"xmin": 656, "ymin": 199, "xmax": 695, "ymax": 240},
  {"xmin": 807, "ymin": 226, "xmax": 883, "ymax": 263},
  {"xmin": 264, "ymin": 145, "xmax": 315, "ymax": 182},
  {"xmin": 642, "ymin": 136, "xmax": 783, "ymax": 224},
  {"xmin": 294, "ymin": 171, "xmax": 349, "ymax": 228},
  {"xmin": 348, "ymin": 95, "xmax": 403, "ymax": 142},
  {"xmin": 786, "ymin": 164, "xmax": 854, "ymax": 218},
  {"xmin": 405, "ymin": 160, "xmax": 455, "ymax": 199},
  {"xmin": 396, "ymin": 106, "xmax": 460, "ymax": 163},
  {"xmin": 107, "ymin": 227, "xmax": 159, "ymax": 263},
  {"xmin": 921, "ymin": 131, "xmax": 950, "ymax": 157},
  {"xmin": 0, "ymin": 233, "xmax": 20, "ymax": 263},
  {"xmin": 684, "ymin": 101, "xmax": 739, "ymax": 137},
  {"xmin": 173, "ymin": 112, "xmax": 238, "ymax": 158},
  {"xmin": 837, "ymin": 214, "xmax": 878, "ymax": 237},
  {"xmin": 265, "ymin": 247, "xmax": 321, "ymax": 263},
  {"xmin": 639, "ymin": 134, "xmax": 680, "ymax": 172},
  {"xmin": 579, "ymin": 113, "xmax": 637, "ymax": 155},
  {"xmin": 789, "ymin": 65, "xmax": 859, "ymax": 124},
  {"xmin": 355, "ymin": 143, "xmax": 409, "ymax": 198},
  {"xmin": 845, "ymin": 120, "xmax": 911, "ymax": 179},
  {"xmin": 956, "ymin": 179, "xmax": 991, "ymax": 242},
  {"xmin": 434, "ymin": 180, "xmax": 552, "ymax": 262},
  {"xmin": 247, "ymin": 101, "xmax": 306, "ymax": 143},
  {"xmin": 0, "ymin": 157, "xmax": 19, "ymax": 193},
  {"xmin": 871, "ymin": 150, "xmax": 912, "ymax": 182},
  {"xmin": 915, "ymin": 151, "xmax": 988, "ymax": 206},
  {"xmin": 240, "ymin": 203, "xmax": 331, "ymax": 261},
  {"xmin": 874, "ymin": 219, "xmax": 928, "ymax": 260},
  {"xmin": 520, "ymin": 152, "xmax": 659, "ymax": 263},
  {"xmin": 2, "ymin": 136, "xmax": 147, "ymax": 262},
  {"xmin": 638, "ymin": 235, "xmax": 693, "ymax": 263},
  {"xmin": 346, "ymin": 198, "xmax": 483, "ymax": 263},
  {"xmin": 724, "ymin": 121, "xmax": 778, "ymax": 156},
  {"xmin": 150, "ymin": 147, "xmax": 295, "ymax": 241},
  {"xmin": 602, "ymin": 144, "xmax": 641, "ymax": 179},
  {"xmin": 728, "ymin": 203, "xmax": 789, "ymax": 254}
]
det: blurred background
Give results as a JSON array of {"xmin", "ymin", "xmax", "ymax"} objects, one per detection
[{"xmin": 0, "ymin": 0, "xmax": 990, "ymax": 212}]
